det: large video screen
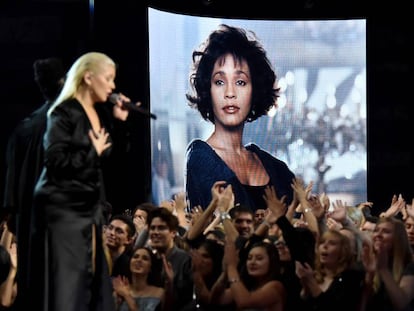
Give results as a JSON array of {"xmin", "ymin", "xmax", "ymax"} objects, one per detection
[{"xmin": 148, "ymin": 7, "xmax": 367, "ymax": 207}]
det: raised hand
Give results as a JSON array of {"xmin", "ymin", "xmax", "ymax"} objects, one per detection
[
  {"xmin": 380, "ymin": 194, "xmax": 406, "ymax": 218},
  {"xmin": 216, "ymin": 184, "xmax": 234, "ymax": 213},
  {"xmin": 263, "ymin": 185, "xmax": 287, "ymax": 219}
]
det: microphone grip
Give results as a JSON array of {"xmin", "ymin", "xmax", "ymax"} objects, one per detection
[
  {"xmin": 109, "ymin": 93, "xmax": 157, "ymax": 120},
  {"xmin": 122, "ymin": 102, "xmax": 157, "ymax": 120}
]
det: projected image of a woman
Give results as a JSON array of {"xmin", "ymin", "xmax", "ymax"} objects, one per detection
[{"xmin": 185, "ymin": 24, "xmax": 296, "ymax": 212}]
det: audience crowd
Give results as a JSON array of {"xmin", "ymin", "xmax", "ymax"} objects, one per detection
[{"xmin": 1, "ymin": 179, "xmax": 414, "ymax": 311}]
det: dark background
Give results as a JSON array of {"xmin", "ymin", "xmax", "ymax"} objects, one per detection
[{"xmin": 0, "ymin": 0, "xmax": 412, "ymax": 215}]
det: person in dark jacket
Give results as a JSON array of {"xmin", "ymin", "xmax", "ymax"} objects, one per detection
[{"xmin": 2, "ymin": 57, "xmax": 65, "ymax": 310}]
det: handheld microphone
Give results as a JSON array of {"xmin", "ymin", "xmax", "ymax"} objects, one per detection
[{"xmin": 108, "ymin": 93, "xmax": 157, "ymax": 120}]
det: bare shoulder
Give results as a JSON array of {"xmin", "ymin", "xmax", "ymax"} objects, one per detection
[
  {"xmin": 148, "ymin": 285, "xmax": 165, "ymax": 298},
  {"xmin": 260, "ymin": 280, "xmax": 286, "ymax": 298}
]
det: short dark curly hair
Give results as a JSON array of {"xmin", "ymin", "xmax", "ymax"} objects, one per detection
[
  {"xmin": 146, "ymin": 207, "xmax": 179, "ymax": 231},
  {"xmin": 33, "ymin": 57, "xmax": 65, "ymax": 101},
  {"xmin": 186, "ymin": 24, "xmax": 279, "ymax": 123},
  {"xmin": 109, "ymin": 213, "xmax": 136, "ymax": 239}
]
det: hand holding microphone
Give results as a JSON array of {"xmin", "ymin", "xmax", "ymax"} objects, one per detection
[
  {"xmin": 110, "ymin": 93, "xmax": 131, "ymax": 121},
  {"xmin": 108, "ymin": 93, "xmax": 157, "ymax": 120}
]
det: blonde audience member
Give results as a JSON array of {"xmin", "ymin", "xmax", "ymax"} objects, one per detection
[
  {"xmin": 295, "ymin": 229, "xmax": 365, "ymax": 311},
  {"xmin": 361, "ymin": 216, "xmax": 414, "ymax": 311}
]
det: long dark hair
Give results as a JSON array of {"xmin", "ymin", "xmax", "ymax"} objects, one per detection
[
  {"xmin": 198, "ymin": 239, "xmax": 224, "ymax": 289},
  {"xmin": 130, "ymin": 246, "xmax": 164, "ymax": 287},
  {"xmin": 240, "ymin": 241, "xmax": 281, "ymax": 290}
]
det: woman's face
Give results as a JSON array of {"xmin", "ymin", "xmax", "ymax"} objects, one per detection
[
  {"xmin": 210, "ymin": 53, "xmax": 252, "ymax": 128},
  {"xmin": 246, "ymin": 246, "xmax": 270, "ymax": 278},
  {"xmin": 372, "ymin": 221, "xmax": 394, "ymax": 253},
  {"xmin": 89, "ymin": 63, "xmax": 116, "ymax": 103},
  {"xmin": 130, "ymin": 248, "xmax": 152, "ymax": 275},
  {"xmin": 196, "ymin": 245, "xmax": 214, "ymax": 277},
  {"xmin": 318, "ymin": 233, "xmax": 343, "ymax": 267}
]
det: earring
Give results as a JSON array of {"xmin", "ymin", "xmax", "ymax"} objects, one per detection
[
  {"xmin": 206, "ymin": 112, "xmax": 210, "ymax": 118},
  {"xmin": 246, "ymin": 109, "xmax": 255, "ymax": 122}
]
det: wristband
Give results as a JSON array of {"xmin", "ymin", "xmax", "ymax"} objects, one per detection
[{"xmin": 220, "ymin": 212, "xmax": 231, "ymax": 222}]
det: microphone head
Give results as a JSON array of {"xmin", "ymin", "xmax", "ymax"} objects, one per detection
[{"xmin": 108, "ymin": 93, "xmax": 120, "ymax": 104}]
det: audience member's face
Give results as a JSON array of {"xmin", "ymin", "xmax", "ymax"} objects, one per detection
[
  {"xmin": 318, "ymin": 232, "xmax": 343, "ymax": 266},
  {"xmin": 148, "ymin": 217, "xmax": 176, "ymax": 252},
  {"xmin": 195, "ymin": 245, "xmax": 214, "ymax": 277},
  {"xmin": 130, "ymin": 248, "xmax": 152, "ymax": 276},
  {"xmin": 254, "ymin": 209, "xmax": 266, "ymax": 226},
  {"xmin": 372, "ymin": 221, "xmax": 394, "ymax": 253},
  {"xmin": 233, "ymin": 212, "xmax": 254, "ymax": 238},
  {"xmin": 210, "ymin": 53, "xmax": 252, "ymax": 127},
  {"xmin": 405, "ymin": 217, "xmax": 414, "ymax": 246},
  {"xmin": 246, "ymin": 246, "xmax": 270, "ymax": 278},
  {"xmin": 105, "ymin": 219, "xmax": 131, "ymax": 250}
]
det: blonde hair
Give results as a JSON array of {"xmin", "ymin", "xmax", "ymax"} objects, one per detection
[
  {"xmin": 346, "ymin": 206, "xmax": 364, "ymax": 228},
  {"xmin": 373, "ymin": 217, "xmax": 413, "ymax": 292},
  {"xmin": 314, "ymin": 229, "xmax": 354, "ymax": 283},
  {"xmin": 48, "ymin": 52, "xmax": 115, "ymax": 116}
]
